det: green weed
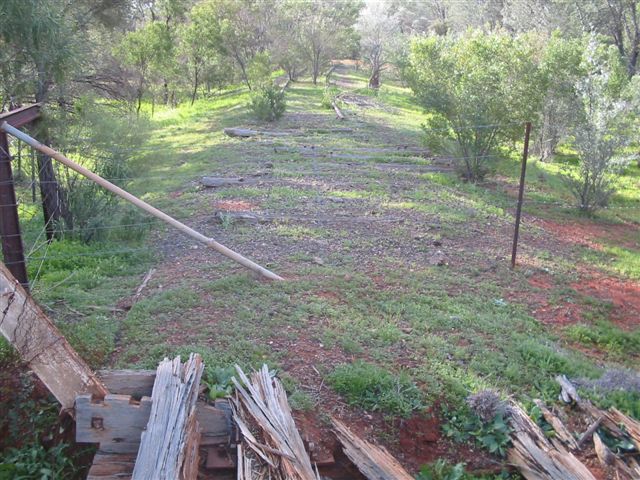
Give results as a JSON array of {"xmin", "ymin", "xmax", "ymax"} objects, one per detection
[{"xmin": 328, "ymin": 361, "xmax": 424, "ymax": 417}]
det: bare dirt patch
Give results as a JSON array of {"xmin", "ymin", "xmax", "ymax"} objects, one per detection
[
  {"xmin": 572, "ymin": 273, "xmax": 640, "ymax": 329},
  {"xmin": 537, "ymin": 218, "xmax": 640, "ymax": 251}
]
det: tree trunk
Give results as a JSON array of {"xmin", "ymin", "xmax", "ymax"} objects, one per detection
[
  {"xmin": 32, "ymin": 121, "xmax": 71, "ymax": 240},
  {"xmin": 368, "ymin": 68, "xmax": 380, "ymax": 89},
  {"xmin": 162, "ymin": 79, "xmax": 169, "ymax": 104},
  {"xmin": 191, "ymin": 66, "xmax": 199, "ymax": 106}
]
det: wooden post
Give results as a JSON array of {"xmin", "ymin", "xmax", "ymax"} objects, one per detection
[
  {"xmin": 511, "ymin": 122, "xmax": 531, "ymax": 269},
  {"xmin": 1, "ymin": 122, "xmax": 284, "ymax": 281},
  {"xmin": 0, "ymin": 132, "xmax": 29, "ymax": 288},
  {"xmin": 0, "ymin": 261, "xmax": 108, "ymax": 408}
]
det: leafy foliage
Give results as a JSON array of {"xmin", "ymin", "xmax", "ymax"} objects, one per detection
[
  {"xmin": 203, "ymin": 366, "xmax": 236, "ymax": 401},
  {"xmin": 407, "ymin": 31, "xmax": 541, "ymax": 181},
  {"xmin": 0, "ymin": 443, "xmax": 78, "ymax": 480},
  {"xmin": 443, "ymin": 403, "xmax": 512, "ymax": 457},
  {"xmin": 564, "ymin": 37, "xmax": 633, "ymax": 212},
  {"xmin": 250, "ymin": 86, "xmax": 286, "ymax": 121}
]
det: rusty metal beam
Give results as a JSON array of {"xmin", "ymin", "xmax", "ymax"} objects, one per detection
[
  {"xmin": 0, "ymin": 104, "xmax": 41, "ymax": 129},
  {"xmin": 0, "ymin": 132, "xmax": 28, "ymax": 287}
]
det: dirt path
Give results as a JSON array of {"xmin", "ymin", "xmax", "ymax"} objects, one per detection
[{"xmin": 114, "ymin": 66, "xmax": 640, "ymax": 476}]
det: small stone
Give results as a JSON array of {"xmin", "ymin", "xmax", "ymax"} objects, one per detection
[
  {"xmin": 428, "ymin": 250, "xmax": 447, "ymax": 266},
  {"xmin": 312, "ymin": 257, "xmax": 325, "ymax": 265}
]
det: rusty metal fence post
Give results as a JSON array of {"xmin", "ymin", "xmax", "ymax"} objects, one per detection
[
  {"xmin": 0, "ymin": 132, "xmax": 28, "ymax": 287},
  {"xmin": 511, "ymin": 122, "xmax": 532, "ymax": 269}
]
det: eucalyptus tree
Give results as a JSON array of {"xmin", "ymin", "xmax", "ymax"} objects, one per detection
[
  {"xmin": 570, "ymin": 0, "xmax": 640, "ymax": 77},
  {"xmin": 293, "ymin": 0, "xmax": 363, "ymax": 85},
  {"xmin": 357, "ymin": 1, "xmax": 398, "ymax": 88}
]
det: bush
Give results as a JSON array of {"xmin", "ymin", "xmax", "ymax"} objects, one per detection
[
  {"xmin": 0, "ymin": 443, "xmax": 78, "ymax": 480},
  {"xmin": 328, "ymin": 361, "xmax": 423, "ymax": 417},
  {"xmin": 564, "ymin": 38, "xmax": 632, "ymax": 212},
  {"xmin": 406, "ymin": 31, "xmax": 541, "ymax": 182},
  {"xmin": 250, "ymin": 86, "xmax": 286, "ymax": 121},
  {"xmin": 321, "ymin": 86, "xmax": 341, "ymax": 109}
]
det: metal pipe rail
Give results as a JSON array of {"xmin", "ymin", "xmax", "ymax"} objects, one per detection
[{"xmin": 1, "ymin": 122, "xmax": 283, "ymax": 281}]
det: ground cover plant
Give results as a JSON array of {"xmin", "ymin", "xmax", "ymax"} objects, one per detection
[{"xmin": 1, "ymin": 1, "xmax": 640, "ymax": 477}]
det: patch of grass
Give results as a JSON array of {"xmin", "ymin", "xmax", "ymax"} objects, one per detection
[
  {"xmin": 328, "ymin": 361, "xmax": 424, "ymax": 417},
  {"xmin": 565, "ymin": 322, "xmax": 640, "ymax": 356}
]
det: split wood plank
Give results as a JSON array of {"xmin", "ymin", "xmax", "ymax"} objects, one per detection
[
  {"xmin": 331, "ymin": 417, "xmax": 413, "ymax": 480},
  {"xmin": 76, "ymin": 394, "xmax": 229, "ymax": 453},
  {"xmin": 332, "ymin": 101, "xmax": 345, "ymax": 120},
  {"xmin": 507, "ymin": 403, "xmax": 596, "ymax": 480},
  {"xmin": 132, "ymin": 354, "xmax": 204, "ymax": 480},
  {"xmin": 0, "ymin": 262, "xmax": 108, "ymax": 409},
  {"xmin": 532, "ymin": 399, "xmax": 578, "ymax": 450},
  {"xmin": 86, "ymin": 453, "xmax": 136, "ymax": 480},
  {"xmin": 232, "ymin": 364, "xmax": 319, "ymax": 480}
]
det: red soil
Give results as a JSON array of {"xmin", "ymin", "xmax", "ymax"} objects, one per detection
[
  {"xmin": 214, "ymin": 200, "xmax": 258, "ymax": 211},
  {"xmin": 536, "ymin": 218, "xmax": 639, "ymax": 251},
  {"xmin": 572, "ymin": 273, "xmax": 640, "ymax": 329}
]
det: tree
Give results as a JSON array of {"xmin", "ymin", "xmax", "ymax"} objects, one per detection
[
  {"xmin": 570, "ymin": 0, "xmax": 640, "ymax": 78},
  {"xmin": 357, "ymin": 1, "xmax": 398, "ymax": 88},
  {"xmin": 115, "ymin": 21, "xmax": 174, "ymax": 115},
  {"xmin": 406, "ymin": 31, "xmax": 542, "ymax": 181},
  {"xmin": 565, "ymin": 38, "xmax": 632, "ymax": 212},
  {"xmin": 293, "ymin": 0, "xmax": 363, "ymax": 85},
  {"xmin": 0, "ymin": 0, "xmax": 83, "ymax": 237},
  {"xmin": 535, "ymin": 33, "xmax": 585, "ymax": 161}
]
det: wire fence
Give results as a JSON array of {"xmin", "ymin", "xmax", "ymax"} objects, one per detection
[{"xmin": 0, "ymin": 120, "xmax": 637, "ymax": 293}]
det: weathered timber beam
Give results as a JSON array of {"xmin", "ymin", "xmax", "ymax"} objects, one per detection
[
  {"xmin": 76, "ymin": 394, "xmax": 231, "ymax": 453},
  {"xmin": 0, "ymin": 262, "xmax": 108, "ymax": 409},
  {"xmin": 0, "ymin": 104, "xmax": 41, "ymax": 128}
]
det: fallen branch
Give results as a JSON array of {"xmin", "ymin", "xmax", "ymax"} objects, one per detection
[
  {"xmin": 132, "ymin": 268, "xmax": 155, "ymax": 305},
  {"xmin": 577, "ymin": 417, "xmax": 602, "ymax": 449},
  {"xmin": 331, "ymin": 417, "xmax": 413, "ymax": 480},
  {"xmin": 331, "ymin": 101, "xmax": 345, "ymax": 120}
]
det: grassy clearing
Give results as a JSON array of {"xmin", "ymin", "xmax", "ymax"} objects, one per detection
[{"xmin": 3, "ymin": 66, "xmax": 639, "ymax": 470}]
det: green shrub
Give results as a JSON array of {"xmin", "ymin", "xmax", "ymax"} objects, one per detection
[
  {"xmin": 442, "ymin": 404, "xmax": 512, "ymax": 457},
  {"xmin": 250, "ymin": 86, "xmax": 286, "ymax": 121},
  {"xmin": 321, "ymin": 86, "xmax": 341, "ymax": 109},
  {"xmin": 328, "ymin": 361, "xmax": 423, "ymax": 417},
  {"xmin": 0, "ymin": 443, "xmax": 78, "ymax": 480}
]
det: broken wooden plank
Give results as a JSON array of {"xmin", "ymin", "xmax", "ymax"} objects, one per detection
[
  {"xmin": 332, "ymin": 101, "xmax": 345, "ymax": 120},
  {"xmin": 606, "ymin": 408, "xmax": 640, "ymax": 451},
  {"xmin": 201, "ymin": 177, "xmax": 249, "ymax": 188},
  {"xmin": 507, "ymin": 402, "xmax": 596, "ymax": 480},
  {"xmin": 97, "ymin": 370, "xmax": 156, "ymax": 397},
  {"xmin": 556, "ymin": 374, "xmax": 581, "ymax": 404},
  {"xmin": 223, "ymin": 127, "xmax": 291, "ymax": 138},
  {"xmin": 76, "ymin": 394, "xmax": 230, "ymax": 453},
  {"xmin": 593, "ymin": 433, "xmax": 613, "ymax": 466},
  {"xmin": 232, "ymin": 364, "xmax": 320, "ymax": 480},
  {"xmin": 331, "ymin": 417, "xmax": 413, "ymax": 480},
  {"xmin": 86, "ymin": 452, "xmax": 135, "ymax": 480},
  {"xmin": 533, "ymin": 399, "xmax": 578, "ymax": 450},
  {"xmin": 0, "ymin": 262, "xmax": 108, "ymax": 409},
  {"xmin": 132, "ymin": 354, "xmax": 204, "ymax": 480}
]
